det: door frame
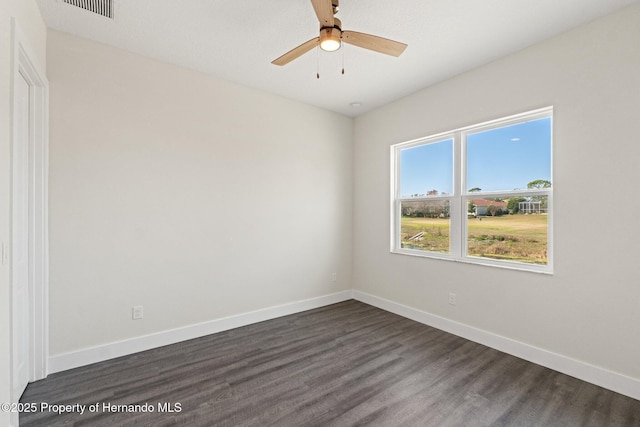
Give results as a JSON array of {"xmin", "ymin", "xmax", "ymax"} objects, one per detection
[{"xmin": 10, "ymin": 18, "xmax": 49, "ymax": 399}]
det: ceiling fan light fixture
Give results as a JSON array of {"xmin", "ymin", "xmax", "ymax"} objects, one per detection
[
  {"xmin": 271, "ymin": 1, "xmax": 406, "ymax": 66},
  {"xmin": 319, "ymin": 27, "xmax": 341, "ymax": 52}
]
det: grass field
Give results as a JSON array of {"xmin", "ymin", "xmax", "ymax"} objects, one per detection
[{"xmin": 401, "ymin": 214, "xmax": 548, "ymax": 264}]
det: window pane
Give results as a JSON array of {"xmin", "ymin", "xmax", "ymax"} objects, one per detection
[
  {"xmin": 400, "ymin": 139, "xmax": 453, "ymax": 197},
  {"xmin": 467, "ymin": 196, "xmax": 548, "ymax": 264},
  {"xmin": 466, "ymin": 118, "xmax": 551, "ymax": 192},
  {"xmin": 401, "ymin": 200, "xmax": 450, "ymax": 253}
]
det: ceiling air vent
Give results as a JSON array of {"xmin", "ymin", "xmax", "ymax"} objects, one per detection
[{"xmin": 63, "ymin": 0, "xmax": 113, "ymax": 19}]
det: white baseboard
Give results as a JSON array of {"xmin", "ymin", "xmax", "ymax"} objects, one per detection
[
  {"xmin": 352, "ymin": 290, "xmax": 640, "ymax": 401},
  {"xmin": 48, "ymin": 289, "xmax": 639, "ymax": 402},
  {"xmin": 48, "ymin": 290, "xmax": 353, "ymax": 374}
]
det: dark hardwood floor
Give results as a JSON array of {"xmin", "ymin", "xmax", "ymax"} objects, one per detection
[{"xmin": 20, "ymin": 300, "xmax": 640, "ymax": 426}]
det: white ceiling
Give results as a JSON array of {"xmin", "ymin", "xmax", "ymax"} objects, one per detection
[{"xmin": 37, "ymin": 0, "xmax": 638, "ymax": 117}]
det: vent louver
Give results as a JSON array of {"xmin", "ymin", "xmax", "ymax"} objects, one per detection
[{"xmin": 63, "ymin": 0, "xmax": 113, "ymax": 19}]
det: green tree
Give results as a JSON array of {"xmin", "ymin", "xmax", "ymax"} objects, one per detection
[
  {"xmin": 527, "ymin": 179, "xmax": 551, "ymax": 189},
  {"xmin": 507, "ymin": 197, "xmax": 526, "ymax": 214},
  {"xmin": 486, "ymin": 204, "xmax": 499, "ymax": 216},
  {"xmin": 468, "ymin": 188, "xmax": 481, "ymax": 215}
]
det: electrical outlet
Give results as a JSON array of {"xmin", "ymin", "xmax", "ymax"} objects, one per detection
[
  {"xmin": 448, "ymin": 293, "xmax": 456, "ymax": 305},
  {"xmin": 132, "ymin": 305, "xmax": 143, "ymax": 320},
  {"xmin": 331, "ymin": 273, "xmax": 337, "ymax": 282}
]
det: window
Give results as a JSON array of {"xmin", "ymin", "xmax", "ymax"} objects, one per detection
[{"xmin": 392, "ymin": 107, "xmax": 553, "ymax": 273}]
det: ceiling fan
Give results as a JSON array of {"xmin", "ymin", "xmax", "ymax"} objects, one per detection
[{"xmin": 272, "ymin": 0, "xmax": 407, "ymax": 66}]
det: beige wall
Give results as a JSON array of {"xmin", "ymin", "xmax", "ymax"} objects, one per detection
[
  {"xmin": 0, "ymin": 1, "xmax": 47, "ymax": 423},
  {"xmin": 353, "ymin": 4, "xmax": 640, "ymax": 380},
  {"xmin": 5, "ymin": 2, "xmax": 640, "ymax": 414},
  {"xmin": 47, "ymin": 30, "xmax": 353, "ymax": 356}
]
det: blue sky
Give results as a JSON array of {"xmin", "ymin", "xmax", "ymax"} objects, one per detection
[
  {"xmin": 400, "ymin": 117, "xmax": 551, "ymax": 197},
  {"xmin": 400, "ymin": 139, "xmax": 453, "ymax": 196}
]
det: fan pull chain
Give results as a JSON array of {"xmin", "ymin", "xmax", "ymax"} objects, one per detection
[
  {"xmin": 341, "ymin": 42, "xmax": 345, "ymax": 75},
  {"xmin": 316, "ymin": 46, "xmax": 320, "ymax": 79}
]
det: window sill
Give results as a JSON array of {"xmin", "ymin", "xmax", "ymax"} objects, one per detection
[{"xmin": 391, "ymin": 248, "xmax": 553, "ymax": 275}]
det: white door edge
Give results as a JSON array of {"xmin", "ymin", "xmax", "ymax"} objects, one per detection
[{"xmin": 10, "ymin": 18, "xmax": 50, "ymax": 404}]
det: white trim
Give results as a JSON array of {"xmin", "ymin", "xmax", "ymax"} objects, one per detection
[
  {"xmin": 46, "ymin": 289, "xmax": 640, "ymax": 401},
  {"xmin": 10, "ymin": 18, "xmax": 49, "ymax": 390},
  {"xmin": 49, "ymin": 291, "xmax": 353, "ymax": 374},
  {"xmin": 391, "ymin": 107, "xmax": 553, "ymax": 274},
  {"xmin": 352, "ymin": 290, "xmax": 640, "ymax": 401}
]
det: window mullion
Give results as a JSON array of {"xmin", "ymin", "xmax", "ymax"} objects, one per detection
[
  {"xmin": 451, "ymin": 131, "xmax": 462, "ymax": 258},
  {"xmin": 391, "ymin": 146, "xmax": 400, "ymax": 252}
]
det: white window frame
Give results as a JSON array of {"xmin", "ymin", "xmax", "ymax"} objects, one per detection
[{"xmin": 391, "ymin": 107, "xmax": 553, "ymax": 274}]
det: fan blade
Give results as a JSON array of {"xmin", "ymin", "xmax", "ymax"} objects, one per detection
[
  {"xmin": 272, "ymin": 37, "xmax": 320, "ymax": 66},
  {"xmin": 342, "ymin": 31, "xmax": 407, "ymax": 57},
  {"xmin": 311, "ymin": 0, "xmax": 334, "ymax": 27}
]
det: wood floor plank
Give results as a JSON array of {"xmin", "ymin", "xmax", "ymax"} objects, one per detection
[{"xmin": 20, "ymin": 300, "xmax": 640, "ymax": 426}]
